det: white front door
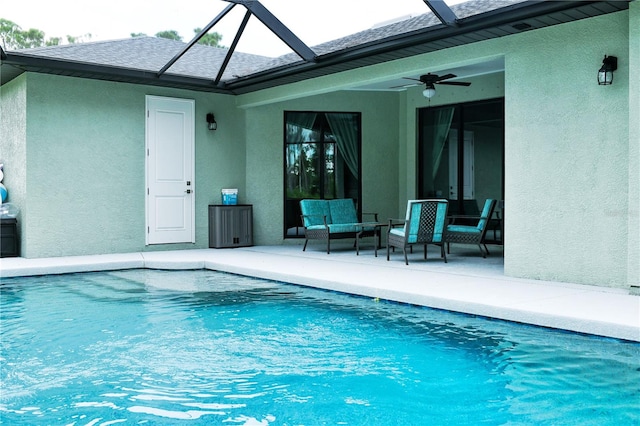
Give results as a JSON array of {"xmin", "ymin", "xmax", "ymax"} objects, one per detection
[{"xmin": 146, "ymin": 95, "xmax": 195, "ymax": 245}]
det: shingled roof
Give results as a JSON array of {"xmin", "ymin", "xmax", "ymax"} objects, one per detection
[
  {"xmin": 10, "ymin": 36, "xmax": 273, "ymax": 81},
  {"xmin": 0, "ymin": 0, "xmax": 630, "ymax": 95}
]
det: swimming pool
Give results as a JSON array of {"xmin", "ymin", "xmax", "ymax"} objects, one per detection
[{"xmin": 1, "ymin": 269, "xmax": 638, "ymax": 425}]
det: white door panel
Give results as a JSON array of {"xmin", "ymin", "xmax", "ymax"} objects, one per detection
[{"xmin": 146, "ymin": 96, "xmax": 195, "ymax": 244}]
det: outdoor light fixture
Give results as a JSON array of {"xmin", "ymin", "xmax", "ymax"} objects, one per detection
[
  {"xmin": 598, "ymin": 55, "xmax": 617, "ymax": 85},
  {"xmin": 422, "ymin": 84, "xmax": 436, "ymax": 98},
  {"xmin": 206, "ymin": 113, "xmax": 217, "ymax": 130}
]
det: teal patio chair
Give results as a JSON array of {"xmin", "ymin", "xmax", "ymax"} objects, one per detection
[
  {"xmin": 386, "ymin": 199, "xmax": 449, "ymax": 265},
  {"xmin": 445, "ymin": 198, "xmax": 497, "ymax": 258}
]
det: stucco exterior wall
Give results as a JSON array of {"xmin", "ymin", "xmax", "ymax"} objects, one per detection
[
  {"xmin": 244, "ymin": 90, "xmax": 400, "ymax": 246},
  {"xmin": 628, "ymin": 1, "xmax": 640, "ymax": 290},
  {"xmin": 17, "ymin": 74, "xmax": 243, "ymax": 258},
  {"xmin": 0, "ymin": 75, "xmax": 27, "ymax": 254},
  {"xmin": 504, "ymin": 11, "xmax": 630, "ymax": 287}
]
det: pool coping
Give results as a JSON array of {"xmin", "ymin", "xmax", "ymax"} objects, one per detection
[{"xmin": 1, "ymin": 247, "xmax": 638, "ymax": 342}]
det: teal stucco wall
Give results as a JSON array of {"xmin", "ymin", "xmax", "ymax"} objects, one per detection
[
  {"xmin": 12, "ymin": 73, "xmax": 243, "ymax": 258},
  {"xmin": 503, "ymin": 11, "xmax": 631, "ymax": 287},
  {"xmin": 627, "ymin": 1, "xmax": 640, "ymax": 290},
  {"xmin": 0, "ymin": 74, "xmax": 28, "ymax": 254}
]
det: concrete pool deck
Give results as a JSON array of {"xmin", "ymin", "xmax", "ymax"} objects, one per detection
[{"xmin": 1, "ymin": 244, "xmax": 638, "ymax": 342}]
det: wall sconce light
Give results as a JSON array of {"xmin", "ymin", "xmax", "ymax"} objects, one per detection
[
  {"xmin": 206, "ymin": 113, "xmax": 217, "ymax": 130},
  {"xmin": 598, "ymin": 55, "xmax": 617, "ymax": 85},
  {"xmin": 422, "ymin": 84, "xmax": 436, "ymax": 99}
]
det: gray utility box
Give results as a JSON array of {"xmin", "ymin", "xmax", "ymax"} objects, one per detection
[
  {"xmin": 0, "ymin": 218, "xmax": 19, "ymax": 257},
  {"xmin": 208, "ymin": 204, "xmax": 253, "ymax": 248}
]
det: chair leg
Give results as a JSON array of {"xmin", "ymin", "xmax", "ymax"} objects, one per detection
[
  {"xmin": 424, "ymin": 245, "xmax": 427, "ymax": 260},
  {"xmin": 403, "ymin": 246, "xmax": 409, "ymax": 265},
  {"xmin": 478, "ymin": 244, "xmax": 486, "ymax": 258},
  {"xmin": 327, "ymin": 238, "xmax": 330, "ymax": 254},
  {"xmin": 303, "ymin": 239, "xmax": 308, "ymax": 251},
  {"xmin": 447, "ymin": 242, "xmax": 451, "ymax": 254},
  {"xmin": 441, "ymin": 244, "xmax": 447, "ymax": 263},
  {"xmin": 386, "ymin": 242, "xmax": 391, "ymax": 261},
  {"xmin": 484, "ymin": 243, "xmax": 490, "ymax": 256}
]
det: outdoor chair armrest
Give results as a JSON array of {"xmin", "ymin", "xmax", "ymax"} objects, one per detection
[{"xmin": 387, "ymin": 218, "xmax": 406, "ymax": 229}]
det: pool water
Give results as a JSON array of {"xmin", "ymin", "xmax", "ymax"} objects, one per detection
[{"xmin": 1, "ymin": 269, "xmax": 638, "ymax": 425}]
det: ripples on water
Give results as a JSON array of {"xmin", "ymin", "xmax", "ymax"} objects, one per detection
[{"xmin": 1, "ymin": 269, "xmax": 638, "ymax": 425}]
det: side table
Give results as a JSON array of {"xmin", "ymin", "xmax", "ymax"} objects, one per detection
[{"xmin": 355, "ymin": 222, "xmax": 387, "ymax": 257}]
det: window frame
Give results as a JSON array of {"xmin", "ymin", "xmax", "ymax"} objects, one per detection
[{"xmin": 283, "ymin": 110, "xmax": 363, "ymax": 239}]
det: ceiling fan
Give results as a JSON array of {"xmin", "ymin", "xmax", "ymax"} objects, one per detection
[{"xmin": 397, "ymin": 73, "xmax": 471, "ymax": 98}]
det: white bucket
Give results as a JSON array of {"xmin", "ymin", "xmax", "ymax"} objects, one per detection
[{"xmin": 221, "ymin": 188, "xmax": 238, "ymax": 205}]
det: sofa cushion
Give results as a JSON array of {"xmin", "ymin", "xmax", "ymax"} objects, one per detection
[
  {"xmin": 329, "ymin": 199, "xmax": 358, "ymax": 224},
  {"xmin": 328, "ymin": 223, "xmax": 359, "ymax": 233},
  {"xmin": 300, "ymin": 200, "xmax": 331, "ymax": 227}
]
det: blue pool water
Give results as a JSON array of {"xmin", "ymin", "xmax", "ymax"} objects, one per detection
[{"xmin": 1, "ymin": 269, "xmax": 638, "ymax": 425}]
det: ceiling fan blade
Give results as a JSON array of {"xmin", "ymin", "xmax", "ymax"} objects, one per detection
[
  {"xmin": 390, "ymin": 83, "xmax": 420, "ymax": 89},
  {"xmin": 402, "ymin": 77, "xmax": 422, "ymax": 82},
  {"xmin": 435, "ymin": 73, "xmax": 457, "ymax": 82},
  {"xmin": 437, "ymin": 81, "xmax": 471, "ymax": 86}
]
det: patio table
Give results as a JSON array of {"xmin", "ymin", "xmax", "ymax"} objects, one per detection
[{"xmin": 355, "ymin": 222, "xmax": 387, "ymax": 257}]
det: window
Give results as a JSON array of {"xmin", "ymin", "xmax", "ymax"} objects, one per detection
[
  {"xmin": 284, "ymin": 111, "xmax": 362, "ymax": 237},
  {"xmin": 418, "ymin": 99, "xmax": 504, "ymax": 216}
]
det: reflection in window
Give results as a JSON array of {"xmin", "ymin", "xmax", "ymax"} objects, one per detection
[
  {"xmin": 418, "ymin": 99, "xmax": 504, "ymax": 216},
  {"xmin": 284, "ymin": 111, "xmax": 361, "ymax": 237}
]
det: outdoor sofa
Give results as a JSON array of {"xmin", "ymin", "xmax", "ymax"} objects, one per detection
[{"xmin": 299, "ymin": 199, "xmax": 379, "ymax": 254}]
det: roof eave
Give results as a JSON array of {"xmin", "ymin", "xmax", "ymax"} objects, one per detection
[
  {"xmin": 0, "ymin": 0, "xmax": 630, "ymax": 93},
  {"xmin": 1, "ymin": 52, "xmax": 234, "ymax": 93}
]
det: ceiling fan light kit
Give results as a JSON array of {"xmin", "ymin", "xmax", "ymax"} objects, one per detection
[
  {"xmin": 423, "ymin": 85, "xmax": 437, "ymax": 98},
  {"xmin": 396, "ymin": 73, "xmax": 472, "ymax": 98}
]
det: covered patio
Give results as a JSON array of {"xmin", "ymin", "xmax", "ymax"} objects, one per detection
[{"xmin": 1, "ymin": 243, "xmax": 638, "ymax": 342}]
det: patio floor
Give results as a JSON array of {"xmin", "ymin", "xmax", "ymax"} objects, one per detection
[{"xmin": 1, "ymin": 242, "xmax": 638, "ymax": 342}]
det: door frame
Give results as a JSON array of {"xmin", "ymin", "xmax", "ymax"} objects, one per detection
[
  {"xmin": 417, "ymin": 98, "xmax": 504, "ymax": 213},
  {"xmin": 145, "ymin": 95, "xmax": 196, "ymax": 245}
]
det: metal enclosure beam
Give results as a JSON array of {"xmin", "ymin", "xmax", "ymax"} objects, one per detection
[
  {"xmin": 227, "ymin": 0, "xmax": 316, "ymax": 61},
  {"xmin": 214, "ymin": 10, "xmax": 252, "ymax": 86},
  {"xmin": 423, "ymin": 0, "xmax": 458, "ymax": 26},
  {"xmin": 157, "ymin": 3, "xmax": 236, "ymax": 77}
]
